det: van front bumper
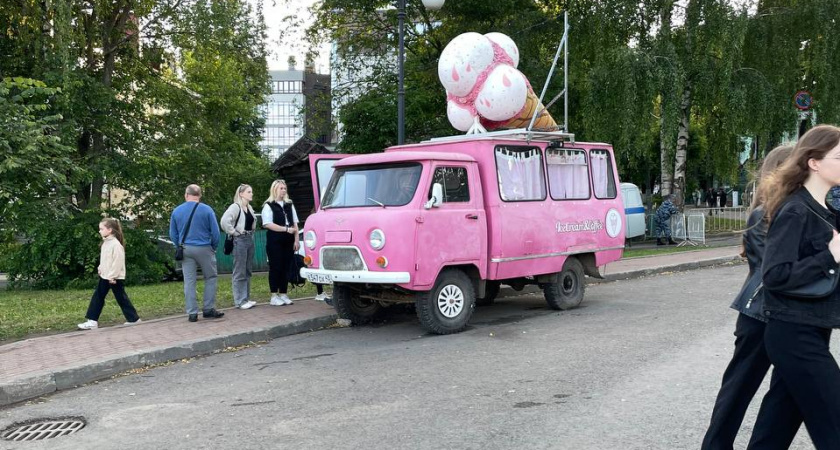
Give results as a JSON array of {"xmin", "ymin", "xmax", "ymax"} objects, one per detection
[{"xmin": 300, "ymin": 268, "xmax": 411, "ymax": 285}]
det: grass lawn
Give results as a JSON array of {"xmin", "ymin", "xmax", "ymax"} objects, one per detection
[
  {"xmin": 622, "ymin": 245, "xmax": 730, "ymax": 258},
  {"xmin": 0, "ymin": 273, "xmax": 322, "ymax": 343}
]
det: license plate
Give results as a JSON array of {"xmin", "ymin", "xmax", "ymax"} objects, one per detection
[{"xmin": 306, "ymin": 272, "xmax": 333, "ymax": 285}]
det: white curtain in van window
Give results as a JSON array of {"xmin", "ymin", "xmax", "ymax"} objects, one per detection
[
  {"xmin": 495, "ymin": 149, "xmax": 545, "ymax": 200},
  {"xmin": 547, "ymin": 150, "xmax": 589, "ymax": 199},
  {"xmin": 591, "ymin": 151, "xmax": 609, "ymax": 198}
]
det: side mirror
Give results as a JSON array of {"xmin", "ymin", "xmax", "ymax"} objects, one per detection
[{"xmin": 424, "ymin": 183, "xmax": 444, "ymax": 209}]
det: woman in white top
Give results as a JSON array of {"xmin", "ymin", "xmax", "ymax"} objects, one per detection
[
  {"xmin": 221, "ymin": 184, "xmax": 258, "ymax": 309},
  {"xmin": 261, "ymin": 180, "xmax": 299, "ymax": 305}
]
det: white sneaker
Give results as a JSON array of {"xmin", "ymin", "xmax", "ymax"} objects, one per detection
[
  {"xmin": 123, "ymin": 319, "xmax": 142, "ymax": 325},
  {"xmin": 239, "ymin": 301, "xmax": 255, "ymax": 310},
  {"xmin": 315, "ymin": 293, "xmax": 327, "ymax": 302},
  {"xmin": 280, "ymin": 294, "xmax": 293, "ymax": 305},
  {"xmin": 270, "ymin": 294, "xmax": 284, "ymax": 306},
  {"xmin": 78, "ymin": 319, "xmax": 98, "ymax": 330}
]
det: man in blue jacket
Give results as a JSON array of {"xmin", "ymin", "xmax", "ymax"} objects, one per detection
[
  {"xmin": 169, "ymin": 184, "xmax": 223, "ymax": 322},
  {"xmin": 654, "ymin": 194, "xmax": 680, "ymax": 246}
]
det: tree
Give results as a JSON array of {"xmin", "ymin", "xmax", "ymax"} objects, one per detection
[
  {"xmin": 0, "ymin": 77, "xmax": 76, "ymax": 238},
  {"xmin": 0, "ymin": 0, "xmax": 273, "ymax": 287}
]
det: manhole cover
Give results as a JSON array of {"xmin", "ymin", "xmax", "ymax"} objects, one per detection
[{"xmin": 1, "ymin": 417, "xmax": 86, "ymax": 441}]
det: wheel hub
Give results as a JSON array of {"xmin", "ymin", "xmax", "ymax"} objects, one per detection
[
  {"xmin": 437, "ymin": 284, "xmax": 464, "ymax": 318},
  {"xmin": 562, "ymin": 273, "xmax": 576, "ymax": 294}
]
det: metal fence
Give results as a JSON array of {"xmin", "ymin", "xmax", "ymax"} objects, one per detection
[{"xmin": 645, "ymin": 207, "xmax": 748, "ymax": 245}]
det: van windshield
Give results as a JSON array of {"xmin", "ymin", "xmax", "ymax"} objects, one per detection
[{"xmin": 321, "ymin": 163, "xmax": 422, "ymax": 208}]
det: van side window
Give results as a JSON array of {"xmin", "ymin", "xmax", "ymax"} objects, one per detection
[
  {"xmin": 591, "ymin": 149, "xmax": 617, "ymax": 199},
  {"xmin": 494, "ymin": 146, "xmax": 546, "ymax": 201},
  {"xmin": 546, "ymin": 149, "xmax": 590, "ymax": 200},
  {"xmin": 429, "ymin": 167, "xmax": 470, "ymax": 203}
]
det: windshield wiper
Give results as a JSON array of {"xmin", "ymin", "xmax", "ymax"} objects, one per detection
[{"xmin": 367, "ymin": 197, "xmax": 385, "ymax": 208}]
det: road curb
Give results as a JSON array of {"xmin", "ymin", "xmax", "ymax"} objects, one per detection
[
  {"xmin": 494, "ymin": 255, "xmax": 743, "ymax": 299},
  {"xmin": 1, "ymin": 255, "xmax": 741, "ymax": 408},
  {"xmin": 0, "ymin": 314, "xmax": 337, "ymax": 407}
]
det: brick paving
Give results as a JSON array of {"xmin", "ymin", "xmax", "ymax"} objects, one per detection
[
  {"xmin": 0, "ymin": 300, "xmax": 335, "ymax": 382},
  {"xmin": 0, "ymin": 245, "xmax": 741, "ymax": 399}
]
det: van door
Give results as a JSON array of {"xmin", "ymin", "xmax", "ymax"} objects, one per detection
[
  {"xmin": 414, "ymin": 163, "xmax": 487, "ymax": 287},
  {"xmin": 308, "ymin": 154, "xmax": 351, "ymax": 211}
]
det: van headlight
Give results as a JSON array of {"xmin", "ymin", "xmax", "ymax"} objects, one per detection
[
  {"xmin": 304, "ymin": 230, "xmax": 317, "ymax": 250},
  {"xmin": 369, "ymin": 229, "xmax": 385, "ymax": 250}
]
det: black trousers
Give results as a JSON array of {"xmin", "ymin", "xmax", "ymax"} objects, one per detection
[
  {"xmin": 266, "ymin": 232, "xmax": 294, "ymax": 294},
  {"xmin": 702, "ymin": 314, "xmax": 770, "ymax": 450},
  {"xmin": 748, "ymin": 319, "xmax": 840, "ymax": 449},
  {"xmin": 85, "ymin": 278, "xmax": 140, "ymax": 322}
]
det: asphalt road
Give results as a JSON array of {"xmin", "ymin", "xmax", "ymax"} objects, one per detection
[{"xmin": 1, "ymin": 264, "xmax": 827, "ymax": 449}]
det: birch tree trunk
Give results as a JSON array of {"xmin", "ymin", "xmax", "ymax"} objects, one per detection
[{"xmin": 672, "ymin": 85, "xmax": 692, "ymax": 206}]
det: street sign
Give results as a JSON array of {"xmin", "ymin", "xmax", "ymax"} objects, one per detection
[{"xmin": 794, "ymin": 90, "xmax": 813, "ymax": 111}]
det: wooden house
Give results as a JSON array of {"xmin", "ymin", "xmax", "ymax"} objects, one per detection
[{"xmin": 271, "ymin": 137, "xmax": 332, "ymax": 225}]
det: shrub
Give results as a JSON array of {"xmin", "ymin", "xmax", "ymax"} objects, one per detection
[{"xmin": 6, "ymin": 211, "xmax": 168, "ymax": 289}]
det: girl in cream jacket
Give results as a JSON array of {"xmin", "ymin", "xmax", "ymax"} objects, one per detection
[{"xmin": 78, "ymin": 218, "xmax": 141, "ymax": 330}]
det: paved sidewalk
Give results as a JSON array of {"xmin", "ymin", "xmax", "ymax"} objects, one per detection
[{"xmin": 0, "ymin": 246, "xmax": 741, "ymax": 407}]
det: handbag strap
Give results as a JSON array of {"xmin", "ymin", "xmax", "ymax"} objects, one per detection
[
  {"xmin": 798, "ymin": 200, "xmax": 838, "ymax": 232},
  {"xmin": 229, "ymin": 204, "xmax": 242, "ymax": 235},
  {"xmin": 180, "ymin": 202, "xmax": 201, "ymax": 246}
]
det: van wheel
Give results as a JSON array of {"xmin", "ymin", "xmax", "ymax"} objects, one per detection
[
  {"xmin": 543, "ymin": 257, "xmax": 585, "ymax": 310},
  {"xmin": 333, "ymin": 284, "xmax": 383, "ymax": 325},
  {"xmin": 476, "ymin": 281, "xmax": 500, "ymax": 306},
  {"xmin": 416, "ymin": 269, "xmax": 476, "ymax": 334}
]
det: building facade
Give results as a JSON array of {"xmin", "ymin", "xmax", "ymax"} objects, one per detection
[{"xmin": 260, "ymin": 67, "xmax": 332, "ymax": 160}]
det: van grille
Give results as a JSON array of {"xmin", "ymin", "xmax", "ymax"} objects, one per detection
[{"xmin": 322, "ymin": 247, "xmax": 365, "ymax": 271}]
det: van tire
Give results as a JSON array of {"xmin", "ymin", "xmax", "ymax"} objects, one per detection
[
  {"xmin": 416, "ymin": 269, "xmax": 476, "ymax": 334},
  {"xmin": 333, "ymin": 284, "xmax": 383, "ymax": 325},
  {"xmin": 544, "ymin": 257, "xmax": 585, "ymax": 310},
  {"xmin": 476, "ymin": 281, "xmax": 500, "ymax": 306}
]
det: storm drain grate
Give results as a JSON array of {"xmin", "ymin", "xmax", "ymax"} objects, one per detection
[{"xmin": 1, "ymin": 417, "xmax": 86, "ymax": 441}]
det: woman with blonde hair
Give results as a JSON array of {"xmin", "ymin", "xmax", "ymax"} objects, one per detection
[
  {"xmin": 221, "ymin": 184, "xmax": 257, "ymax": 310},
  {"xmin": 261, "ymin": 180, "xmax": 299, "ymax": 306},
  {"xmin": 746, "ymin": 125, "xmax": 840, "ymax": 449},
  {"xmin": 701, "ymin": 144, "xmax": 793, "ymax": 448}
]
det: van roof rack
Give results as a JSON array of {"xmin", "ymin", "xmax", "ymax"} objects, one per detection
[{"xmin": 425, "ymin": 128, "xmax": 575, "ymax": 144}]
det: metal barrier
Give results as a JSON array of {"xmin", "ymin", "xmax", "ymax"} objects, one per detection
[{"xmin": 646, "ymin": 206, "xmax": 746, "ymax": 245}]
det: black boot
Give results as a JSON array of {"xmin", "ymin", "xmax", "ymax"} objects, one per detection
[
  {"xmin": 667, "ymin": 238, "xmax": 677, "ymax": 245},
  {"xmin": 656, "ymin": 239, "xmax": 665, "ymax": 246}
]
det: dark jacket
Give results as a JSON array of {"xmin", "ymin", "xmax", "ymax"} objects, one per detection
[
  {"xmin": 730, "ymin": 207, "xmax": 767, "ymax": 321},
  {"xmin": 762, "ymin": 188, "xmax": 840, "ymax": 328}
]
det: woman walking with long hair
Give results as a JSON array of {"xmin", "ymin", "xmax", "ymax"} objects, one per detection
[
  {"xmin": 746, "ymin": 125, "xmax": 840, "ymax": 449},
  {"xmin": 701, "ymin": 144, "xmax": 793, "ymax": 449},
  {"xmin": 261, "ymin": 180, "xmax": 299, "ymax": 306},
  {"xmin": 221, "ymin": 184, "xmax": 257, "ymax": 310}
]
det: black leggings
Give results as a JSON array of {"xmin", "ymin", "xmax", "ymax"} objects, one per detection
[
  {"xmin": 266, "ymin": 232, "xmax": 294, "ymax": 293},
  {"xmin": 86, "ymin": 278, "xmax": 140, "ymax": 322}
]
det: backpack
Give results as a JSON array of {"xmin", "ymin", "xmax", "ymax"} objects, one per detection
[{"xmin": 287, "ymin": 253, "xmax": 307, "ymax": 288}]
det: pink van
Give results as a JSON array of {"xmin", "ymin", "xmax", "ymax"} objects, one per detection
[{"xmin": 301, "ymin": 130, "xmax": 625, "ymax": 334}]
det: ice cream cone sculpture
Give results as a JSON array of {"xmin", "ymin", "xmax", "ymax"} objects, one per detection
[{"xmin": 439, "ymin": 32, "xmax": 557, "ymax": 133}]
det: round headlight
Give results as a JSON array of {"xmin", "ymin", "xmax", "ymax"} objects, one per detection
[
  {"xmin": 304, "ymin": 230, "xmax": 317, "ymax": 250},
  {"xmin": 369, "ymin": 229, "xmax": 385, "ymax": 250}
]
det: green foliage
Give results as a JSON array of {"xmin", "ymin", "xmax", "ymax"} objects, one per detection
[
  {"xmin": 301, "ymin": 0, "xmax": 840, "ymax": 198},
  {"xmin": 0, "ymin": 77, "xmax": 76, "ymax": 238},
  {"xmin": 5, "ymin": 211, "xmax": 167, "ymax": 289},
  {"xmin": 0, "ymin": 1, "xmax": 274, "ymax": 288}
]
